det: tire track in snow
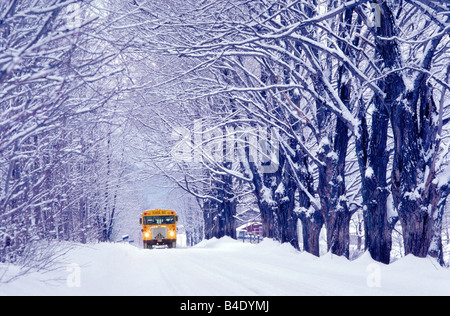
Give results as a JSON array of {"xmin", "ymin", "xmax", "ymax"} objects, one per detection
[{"xmin": 141, "ymin": 248, "xmax": 258, "ymax": 295}]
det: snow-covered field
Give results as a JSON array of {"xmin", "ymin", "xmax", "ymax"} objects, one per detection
[{"xmin": 1, "ymin": 237, "xmax": 449, "ymax": 296}]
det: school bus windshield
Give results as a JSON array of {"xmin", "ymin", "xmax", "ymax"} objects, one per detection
[{"xmin": 143, "ymin": 215, "xmax": 175, "ymax": 225}]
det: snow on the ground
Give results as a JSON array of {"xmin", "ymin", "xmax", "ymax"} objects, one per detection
[{"xmin": 1, "ymin": 237, "xmax": 449, "ymax": 296}]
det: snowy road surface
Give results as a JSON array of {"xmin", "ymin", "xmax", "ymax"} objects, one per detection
[{"xmin": 1, "ymin": 237, "xmax": 450, "ymax": 296}]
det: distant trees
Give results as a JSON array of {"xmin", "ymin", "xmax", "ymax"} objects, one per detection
[{"xmin": 0, "ymin": 0, "xmax": 128, "ymax": 264}]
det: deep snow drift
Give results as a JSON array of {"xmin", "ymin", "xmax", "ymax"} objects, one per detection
[{"xmin": 1, "ymin": 237, "xmax": 449, "ymax": 296}]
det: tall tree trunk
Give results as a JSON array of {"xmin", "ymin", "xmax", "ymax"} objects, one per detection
[
  {"xmin": 361, "ymin": 104, "xmax": 393, "ymax": 264},
  {"xmin": 202, "ymin": 169, "xmax": 237, "ymax": 240},
  {"xmin": 248, "ymin": 142, "xmax": 275, "ymax": 239},
  {"xmin": 217, "ymin": 199, "xmax": 237, "ymax": 239},
  {"xmin": 391, "ymin": 80, "xmax": 441, "ymax": 260},
  {"xmin": 390, "ymin": 22, "xmax": 448, "ymax": 263},
  {"xmin": 298, "ymin": 210, "xmax": 324, "ymax": 257},
  {"xmin": 274, "ymin": 158, "xmax": 299, "ymax": 249},
  {"xmin": 295, "ymin": 142, "xmax": 323, "ymax": 256},
  {"xmin": 202, "ymin": 199, "xmax": 217, "ymax": 240},
  {"xmin": 359, "ymin": 1, "xmax": 403, "ymax": 264}
]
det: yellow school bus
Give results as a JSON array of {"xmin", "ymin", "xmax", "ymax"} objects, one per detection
[{"xmin": 140, "ymin": 209, "xmax": 178, "ymax": 249}]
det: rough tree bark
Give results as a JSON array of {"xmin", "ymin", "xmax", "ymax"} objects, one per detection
[
  {"xmin": 358, "ymin": 1, "xmax": 402, "ymax": 264},
  {"xmin": 389, "ymin": 5, "xmax": 449, "ymax": 264}
]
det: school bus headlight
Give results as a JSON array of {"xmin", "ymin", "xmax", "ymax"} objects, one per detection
[
  {"xmin": 169, "ymin": 231, "xmax": 175, "ymax": 237},
  {"xmin": 144, "ymin": 232, "xmax": 150, "ymax": 238}
]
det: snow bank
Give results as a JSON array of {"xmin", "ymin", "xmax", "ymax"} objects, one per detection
[{"xmin": 0, "ymin": 238, "xmax": 449, "ymax": 296}]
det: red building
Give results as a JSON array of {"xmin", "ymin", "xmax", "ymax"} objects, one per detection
[
  {"xmin": 237, "ymin": 222, "xmax": 263, "ymax": 243},
  {"xmin": 242, "ymin": 222, "xmax": 263, "ymax": 236}
]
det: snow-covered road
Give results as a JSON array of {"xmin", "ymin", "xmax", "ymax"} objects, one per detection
[{"xmin": 1, "ymin": 237, "xmax": 450, "ymax": 296}]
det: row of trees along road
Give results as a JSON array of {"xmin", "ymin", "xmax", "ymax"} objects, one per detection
[
  {"xmin": 119, "ymin": 0, "xmax": 450, "ymax": 265},
  {"xmin": 1, "ymin": 0, "xmax": 449, "ymax": 268}
]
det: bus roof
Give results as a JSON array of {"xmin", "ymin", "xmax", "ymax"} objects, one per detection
[{"xmin": 142, "ymin": 209, "xmax": 176, "ymax": 216}]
